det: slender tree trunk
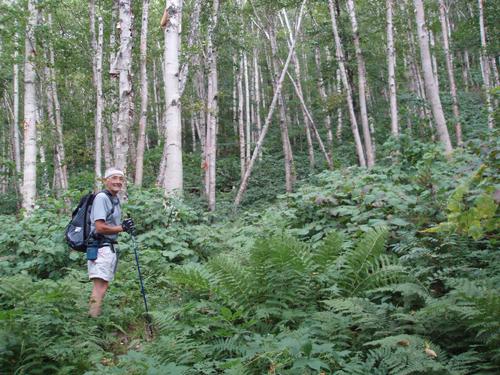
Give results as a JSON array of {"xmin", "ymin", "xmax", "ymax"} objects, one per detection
[
  {"xmin": 108, "ymin": 0, "xmax": 119, "ymax": 165},
  {"xmin": 22, "ymin": 0, "xmax": 39, "ymax": 213},
  {"xmin": 152, "ymin": 59, "xmax": 162, "ymax": 143},
  {"xmin": 204, "ymin": 0, "xmax": 219, "ymax": 211},
  {"xmin": 91, "ymin": 10, "xmax": 105, "ymax": 186},
  {"xmin": 111, "ymin": 0, "xmax": 134, "ymax": 172},
  {"xmin": 478, "ymin": 0, "xmax": 494, "ymax": 130},
  {"xmin": 253, "ymin": 48, "xmax": 262, "ymax": 155},
  {"xmin": 462, "ymin": 50, "xmax": 470, "ymax": 91},
  {"xmin": 269, "ymin": 19, "xmax": 295, "ymax": 192},
  {"xmin": 413, "ymin": 0, "xmax": 453, "ymax": 154},
  {"xmin": 244, "ymin": 52, "xmax": 251, "ymax": 165},
  {"xmin": 386, "ymin": 0, "xmax": 399, "ymax": 137},
  {"xmin": 314, "ymin": 46, "xmax": 334, "ymax": 160},
  {"xmin": 47, "ymin": 23, "xmax": 68, "ymax": 192},
  {"xmin": 13, "ymin": 32, "xmax": 22, "ymax": 182},
  {"xmin": 336, "ymin": 68, "xmax": 343, "ymax": 140},
  {"xmin": 135, "ymin": 0, "xmax": 150, "ymax": 187},
  {"xmin": 346, "ymin": 0, "xmax": 375, "ymax": 166},
  {"xmin": 429, "ymin": 30, "xmax": 440, "ymax": 88},
  {"xmin": 280, "ymin": 11, "xmax": 315, "ymax": 169},
  {"xmin": 179, "ymin": 0, "xmax": 202, "ymax": 96},
  {"xmin": 159, "ymin": 0, "xmax": 183, "ymax": 194},
  {"xmin": 439, "ymin": 0, "xmax": 462, "ymax": 146},
  {"xmin": 328, "ymin": 0, "xmax": 366, "ymax": 167},
  {"xmin": 237, "ymin": 53, "xmax": 246, "ymax": 178},
  {"xmin": 235, "ymin": 0, "xmax": 307, "ymax": 206}
]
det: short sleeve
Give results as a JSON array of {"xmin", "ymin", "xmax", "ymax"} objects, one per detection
[{"xmin": 91, "ymin": 193, "xmax": 112, "ymax": 222}]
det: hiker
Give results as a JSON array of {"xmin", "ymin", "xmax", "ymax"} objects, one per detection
[{"xmin": 88, "ymin": 167, "xmax": 135, "ymax": 317}]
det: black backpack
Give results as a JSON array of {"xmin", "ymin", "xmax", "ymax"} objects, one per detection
[{"xmin": 64, "ymin": 190, "xmax": 114, "ymax": 252}]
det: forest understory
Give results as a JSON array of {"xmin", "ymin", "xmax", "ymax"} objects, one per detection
[{"xmin": 0, "ymin": 0, "xmax": 499, "ymax": 373}]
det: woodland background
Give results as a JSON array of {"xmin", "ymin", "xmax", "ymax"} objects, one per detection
[{"xmin": 0, "ymin": 0, "xmax": 499, "ymax": 374}]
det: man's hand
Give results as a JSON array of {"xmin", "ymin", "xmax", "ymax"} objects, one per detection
[{"xmin": 122, "ymin": 218, "xmax": 136, "ymax": 235}]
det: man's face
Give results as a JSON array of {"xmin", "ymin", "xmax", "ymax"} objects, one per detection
[{"xmin": 105, "ymin": 174, "xmax": 125, "ymax": 194}]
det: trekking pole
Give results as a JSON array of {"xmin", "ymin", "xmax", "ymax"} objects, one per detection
[{"xmin": 131, "ymin": 233, "xmax": 154, "ymax": 337}]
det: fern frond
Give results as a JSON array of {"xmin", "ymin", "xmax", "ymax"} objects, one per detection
[{"xmin": 311, "ymin": 230, "xmax": 344, "ymax": 272}]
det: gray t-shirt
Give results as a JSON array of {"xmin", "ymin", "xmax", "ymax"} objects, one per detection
[{"xmin": 90, "ymin": 191, "xmax": 121, "ymax": 242}]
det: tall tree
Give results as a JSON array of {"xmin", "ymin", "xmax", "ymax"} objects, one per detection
[
  {"xmin": 438, "ymin": 0, "xmax": 462, "ymax": 146},
  {"xmin": 346, "ymin": 0, "xmax": 375, "ymax": 166},
  {"xmin": 204, "ymin": 0, "xmax": 220, "ymax": 211},
  {"xmin": 328, "ymin": 0, "xmax": 366, "ymax": 167},
  {"xmin": 386, "ymin": 0, "xmax": 398, "ymax": 137},
  {"xmin": 111, "ymin": 0, "xmax": 133, "ymax": 172},
  {"xmin": 12, "ymin": 30, "xmax": 22, "ymax": 184},
  {"xmin": 234, "ymin": 0, "xmax": 307, "ymax": 206},
  {"xmin": 22, "ymin": 0, "xmax": 39, "ymax": 213},
  {"xmin": 413, "ymin": 0, "xmax": 453, "ymax": 154},
  {"xmin": 477, "ymin": 0, "xmax": 494, "ymax": 130},
  {"xmin": 135, "ymin": 0, "xmax": 150, "ymax": 187},
  {"xmin": 159, "ymin": 0, "xmax": 183, "ymax": 194}
]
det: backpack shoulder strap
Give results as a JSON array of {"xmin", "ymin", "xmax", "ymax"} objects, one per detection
[{"xmin": 96, "ymin": 190, "xmax": 119, "ymax": 218}]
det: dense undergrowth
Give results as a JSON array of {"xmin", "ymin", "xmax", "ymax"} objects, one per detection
[{"xmin": 0, "ymin": 138, "xmax": 498, "ymax": 374}]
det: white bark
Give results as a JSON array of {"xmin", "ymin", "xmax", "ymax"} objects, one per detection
[
  {"xmin": 386, "ymin": 0, "xmax": 399, "ymax": 137},
  {"xmin": 234, "ymin": 0, "xmax": 307, "ymax": 206},
  {"xmin": 135, "ymin": 0, "xmax": 150, "ymax": 187},
  {"xmin": 439, "ymin": 0, "xmax": 462, "ymax": 145},
  {"xmin": 244, "ymin": 52, "xmax": 251, "ymax": 165},
  {"xmin": 478, "ymin": 0, "xmax": 494, "ymax": 130},
  {"xmin": 91, "ymin": 7, "xmax": 104, "ymax": 185},
  {"xmin": 237, "ymin": 54, "xmax": 246, "ymax": 178},
  {"xmin": 22, "ymin": 0, "xmax": 39, "ymax": 213},
  {"xmin": 429, "ymin": 30, "xmax": 440, "ymax": 88},
  {"xmin": 160, "ymin": 0, "xmax": 183, "ymax": 194},
  {"xmin": 280, "ymin": 11, "xmax": 314, "ymax": 169},
  {"xmin": 13, "ymin": 32, "xmax": 22, "ymax": 178},
  {"xmin": 328, "ymin": 0, "xmax": 366, "ymax": 167},
  {"xmin": 346, "ymin": 0, "xmax": 375, "ymax": 167},
  {"xmin": 108, "ymin": 0, "xmax": 118, "ymax": 165},
  {"xmin": 269, "ymin": 21, "xmax": 295, "ymax": 192},
  {"xmin": 204, "ymin": 0, "xmax": 219, "ymax": 211},
  {"xmin": 47, "ymin": 17, "xmax": 68, "ymax": 192},
  {"xmin": 179, "ymin": 0, "xmax": 202, "ymax": 96},
  {"xmin": 314, "ymin": 46, "xmax": 334, "ymax": 160},
  {"xmin": 336, "ymin": 68, "xmax": 343, "ymax": 141},
  {"xmin": 253, "ymin": 49, "xmax": 262, "ymax": 148},
  {"xmin": 113, "ymin": 0, "xmax": 133, "ymax": 172},
  {"xmin": 413, "ymin": 0, "xmax": 453, "ymax": 154}
]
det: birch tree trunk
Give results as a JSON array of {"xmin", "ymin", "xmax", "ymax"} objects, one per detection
[
  {"xmin": 413, "ymin": 0, "xmax": 453, "ymax": 154},
  {"xmin": 346, "ymin": 0, "xmax": 375, "ymax": 167},
  {"xmin": 244, "ymin": 52, "xmax": 251, "ymax": 165},
  {"xmin": 47, "ymin": 16, "xmax": 68, "ymax": 192},
  {"xmin": 314, "ymin": 46, "xmax": 333, "ymax": 160},
  {"xmin": 429, "ymin": 30, "xmax": 440, "ymax": 88},
  {"xmin": 478, "ymin": 0, "xmax": 494, "ymax": 130},
  {"xmin": 234, "ymin": 0, "xmax": 307, "ymax": 206},
  {"xmin": 386, "ymin": 0, "xmax": 399, "ymax": 137},
  {"xmin": 113, "ymin": 0, "xmax": 133, "ymax": 172},
  {"xmin": 280, "ymin": 11, "xmax": 314, "ymax": 169},
  {"xmin": 90, "ymin": 0, "xmax": 104, "ymax": 185},
  {"xmin": 204, "ymin": 0, "xmax": 219, "ymax": 211},
  {"xmin": 22, "ymin": 0, "xmax": 39, "ymax": 213},
  {"xmin": 159, "ymin": 0, "xmax": 183, "ymax": 194},
  {"xmin": 135, "ymin": 0, "xmax": 150, "ymax": 187},
  {"xmin": 12, "ymin": 32, "xmax": 22, "ymax": 180},
  {"xmin": 237, "ymin": 54, "xmax": 246, "ymax": 178},
  {"xmin": 439, "ymin": 0, "xmax": 462, "ymax": 146},
  {"xmin": 107, "ymin": 0, "xmax": 118, "ymax": 166},
  {"xmin": 328, "ymin": 0, "xmax": 366, "ymax": 167},
  {"xmin": 269, "ymin": 19, "xmax": 295, "ymax": 192},
  {"xmin": 179, "ymin": 0, "xmax": 202, "ymax": 96}
]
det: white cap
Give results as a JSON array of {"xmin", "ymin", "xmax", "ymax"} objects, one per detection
[{"xmin": 104, "ymin": 167, "xmax": 125, "ymax": 179}]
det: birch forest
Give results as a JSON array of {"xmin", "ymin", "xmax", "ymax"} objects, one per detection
[{"xmin": 0, "ymin": 0, "xmax": 499, "ymax": 373}]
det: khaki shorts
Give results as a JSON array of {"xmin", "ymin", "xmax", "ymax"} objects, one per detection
[{"xmin": 88, "ymin": 246, "xmax": 117, "ymax": 282}]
